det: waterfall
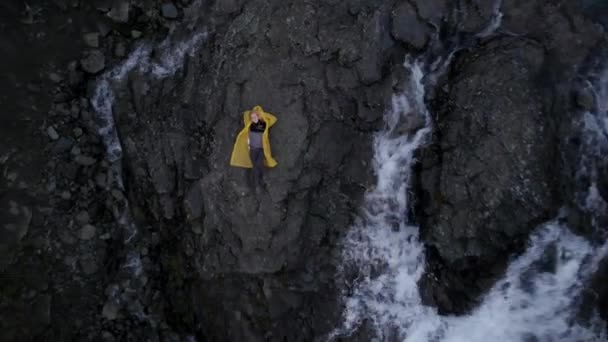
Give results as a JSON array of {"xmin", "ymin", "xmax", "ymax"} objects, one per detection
[
  {"xmin": 577, "ymin": 67, "xmax": 608, "ymax": 226},
  {"xmin": 90, "ymin": 30, "xmax": 206, "ymax": 322},
  {"xmin": 330, "ymin": 59, "xmax": 439, "ymax": 341}
]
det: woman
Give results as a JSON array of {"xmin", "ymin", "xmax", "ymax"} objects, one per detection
[{"xmin": 230, "ymin": 105, "xmax": 278, "ymax": 188}]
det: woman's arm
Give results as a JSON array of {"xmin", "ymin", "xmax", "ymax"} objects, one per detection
[{"xmin": 263, "ymin": 112, "xmax": 277, "ymax": 127}]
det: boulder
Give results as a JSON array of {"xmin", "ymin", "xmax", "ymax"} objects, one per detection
[
  {"xmin": 575, "ymin": 86, "xmax": 596, "ymax": 111},
  {"xmin": 161, "ymin": 3, "xmax": 179, "ymax": 19},
  {"xmin": 75, "ymin": 211, "xmax": 90, "ymax": 226},
  {"xmin": 107, "ymin": 2, "xmax": 129, "ymax": 22},
  {"xmin": 415, "ymin": 38, "xmax": 555, "ymax": 314},
  {"xmin": 74, "ymin": 155, "xmax": 97, "ymax": 166},
  {"xmin": 83, "ymin": 32, "xmax": 100, "ymax": 48},
  {"xmin": 79, "ymin": 224, "xmax": 97, "ymax": 240},
  {"xmin": 102, "ymin": 300, "xmax": 120, "ymax": 320},
  {"xmin": 391, "ymin": 2, "xmax": 430, "ymax": 49},
  {"xmin": 80, "ymin": 49, "xmax": 106, "ymax": 74},
  {"xmin": 412, "ymin": 0, "xmax": 448, "ymax": 25},
  {"xmin": 47, "ymin": 126, "xmax": 60, "ymax": 140}
]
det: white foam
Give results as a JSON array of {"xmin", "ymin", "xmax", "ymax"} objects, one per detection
[
  {"xmin": 477, "ymin": 0, "xmax": 504, "ymax": 38},
  {"xmin": 150, "ymin": 32, "xmax": 207, "ymax": 77},
  {"xmin": 91, "ymin": 78, "xmax": 122, "ymax": 162},
  {"xmin": 576, "ymin": 66, "xmax": 608, "ymax": 231},
  {"xmin": 123, "ymin": 250, "xmax": 144, "ymax": 277},
  {"xmin": 596, "ymin": 69, "xmax": 608, "ymax": 114},
  {"xmin": 110, "ymin": 44, "xmax": 153, "ymax": 81},
  {"xmin": 441, "ymin": 221, "xmax": 608, "ymax": 342}
]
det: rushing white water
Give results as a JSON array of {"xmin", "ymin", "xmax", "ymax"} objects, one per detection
[
  {"xmin": 90, "ymin": 31, "xmax": 207, "ymax": 322},
  {"xmin": 441, "ymin": 220, "xmax": 608, "ymax": 342},
  {"xmin": 577, "ymin": 67, "xmax": 608, "ymax": 228},
  {"xmin": 332, "ymin": 55, "xmax": 608, "ymax": 342},
  {"xmin": 331, "ymin": 59, "xmax": 439, "ymax": 341}
]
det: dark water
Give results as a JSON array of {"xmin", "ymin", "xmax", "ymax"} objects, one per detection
[{"xmin": 582, "ymin": 0, "xmax": 608, "ymax": 26}]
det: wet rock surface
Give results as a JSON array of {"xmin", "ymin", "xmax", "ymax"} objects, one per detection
[
  {"xmin": 1, "ymin": 0, "xmax": 607, "ymax": 341},
  {"xmin": 415, "ymin": 0, "xmax": 608, "ymax": 316}
]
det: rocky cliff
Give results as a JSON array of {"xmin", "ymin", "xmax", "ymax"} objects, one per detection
[
  {"xmin": 1, "ymin": 0, "xmax": 607, "ymax": 341},
  {"xmin": 415, "ymin": 0, "xmax": 608, "ymax": 316}
]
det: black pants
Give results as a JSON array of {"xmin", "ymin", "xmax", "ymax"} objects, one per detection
[{"xmin": 250, "ymin": 148, "xmax": 264, "ymax": 187}]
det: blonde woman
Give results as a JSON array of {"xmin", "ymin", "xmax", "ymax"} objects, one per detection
[{"xmin": 230, "ymin": 105, "xmax": 278, "ymax": 189}]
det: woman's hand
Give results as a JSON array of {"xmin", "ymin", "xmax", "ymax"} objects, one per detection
[{"xmin": 263, "ymin": 112, "xmax": 277, "ymax": 127}]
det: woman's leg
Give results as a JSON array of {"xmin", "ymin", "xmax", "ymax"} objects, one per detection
[{"xmin": 251, "ymin": 148, "xmax": 264, "ymax": 187}]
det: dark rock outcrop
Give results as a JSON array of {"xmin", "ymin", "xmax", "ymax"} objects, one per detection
[
  {"xmin": 416, "ymin": 37, "xmax": 557, "ymax": 313},
  {"xmin": 391, "ymin": 1, "xmax": 431, "ymax": 49}
]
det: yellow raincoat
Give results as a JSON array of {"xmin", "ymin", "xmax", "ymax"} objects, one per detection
[{"xmin": 230, "ymin": 105, "xmax": 278, "ymax": 168}]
